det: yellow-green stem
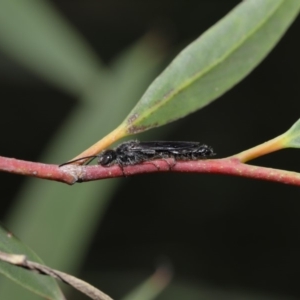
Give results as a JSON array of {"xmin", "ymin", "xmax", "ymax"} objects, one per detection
[
  {"xmin": 232, "ymin": 133, "xmax": 287, "ymax": 162},
  {"xmin": 70, "ymin": 124, "xmax": 127, "ymax": 164}
]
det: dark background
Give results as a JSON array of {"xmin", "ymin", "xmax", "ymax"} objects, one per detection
[{"xmin": 1, "ymin": 1, "xmax": 300, "ymax": 299}]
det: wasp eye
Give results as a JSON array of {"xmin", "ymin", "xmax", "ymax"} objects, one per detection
[{"xmin": 98, "ymin": 150, "xmax": 116, "ymax": 166}]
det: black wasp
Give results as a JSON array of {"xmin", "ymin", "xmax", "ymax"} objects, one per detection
[{"xmin": 60, "ymin": 140, "xmax": 215, "ymax": 168}]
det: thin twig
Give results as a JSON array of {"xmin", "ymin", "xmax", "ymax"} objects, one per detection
[
  {"xmin": 1, "ymin": 155, "xmax": 300, "ymax": 186},
  {"xmin": 0, "ymin": 251, "xmax": 113, "ymax": 300}
]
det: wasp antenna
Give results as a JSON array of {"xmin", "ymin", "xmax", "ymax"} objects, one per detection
[{"xmin": 59, "ymin": 155, "xmax": 98, "ymax": 167}]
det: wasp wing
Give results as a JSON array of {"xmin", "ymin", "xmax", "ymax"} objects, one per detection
[{"xmin": 135, "ymin": 141, "xmax": 202, "ymax": 151}]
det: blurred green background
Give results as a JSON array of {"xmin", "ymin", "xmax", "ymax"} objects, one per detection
[{"xmin": 0, "ymin": 0, "xmax": 300, "ymax": 299}]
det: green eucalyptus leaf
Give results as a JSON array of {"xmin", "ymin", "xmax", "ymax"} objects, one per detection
[
  {"xmin": 124, "ymin": 0, "xmax": 300, "ymax": 134},
  {"xmin": 0, "ymin": 0, "xmax": 101, "ymax": 95},
  {"xmin": 0, "ymin": 226, "xmax": 65, "ymax": 300},
  {"xmin": 0, "ymin": 37, "xmax": 166, "ymax": 300},
  {"xmin": 284, "ymin": 119, "xmax": 300, "ymax": 148}
]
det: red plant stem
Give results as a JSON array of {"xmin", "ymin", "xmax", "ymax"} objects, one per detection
[
  {"xmin": 1, "ymin": 155, "xmax": 300, "ymax": 186},
  {"xmin": 0, "ymin": 156, "xmax": 76, "ymax": 184}
]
